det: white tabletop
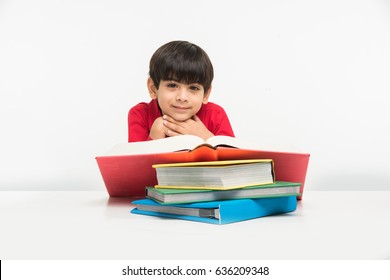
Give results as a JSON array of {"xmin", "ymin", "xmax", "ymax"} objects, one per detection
[{"xmin": 1, "ymin": 190, "xmax": 389, "ymax": 260}]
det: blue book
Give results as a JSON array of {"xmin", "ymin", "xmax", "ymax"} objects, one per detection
[{"xmin": 131, "ymin": 196, "xmax": 297, "ymax": 224}]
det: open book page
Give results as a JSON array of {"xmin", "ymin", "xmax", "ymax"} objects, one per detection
[
  {"xmin": 204, "ymin": 135, "xmax": 240, "ymax": 148},
  {"xmin": 205, "ymin": 136, "xmax": 304, "ymax": 152},
  {"xmin": 102, "ymin": 135, "xmax": 206, "ymax": 156},
  {"xmin": 101, "ymin": 135, "xmax": 306, "ymax": 157}
]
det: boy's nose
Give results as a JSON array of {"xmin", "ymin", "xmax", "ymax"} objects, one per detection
[{"xmin": 176, "ymin": 89, "xmax": 189, "ymax": 102}]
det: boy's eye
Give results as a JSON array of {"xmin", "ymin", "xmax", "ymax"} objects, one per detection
[
  {"xmin": 189, "ymin": 85, "xmax": 200, "ymax": 91},
  {"xmin": 167, "ymin": 83, "xmax": 177, "ymax": 88}
]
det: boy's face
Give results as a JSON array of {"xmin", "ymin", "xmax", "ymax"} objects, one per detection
[{"xmin": 148, "ymin": 78, "xmax": 210, "ymax": 122}]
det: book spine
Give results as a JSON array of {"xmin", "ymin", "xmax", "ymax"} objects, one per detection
[{"xmin": 189, "ymin": 145, "xmax": 219, "ymax": 162}]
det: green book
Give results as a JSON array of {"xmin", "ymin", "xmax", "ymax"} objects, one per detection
[{"xmin": 146, "ymin": 181, "xmax": 301, "ymax": 204}]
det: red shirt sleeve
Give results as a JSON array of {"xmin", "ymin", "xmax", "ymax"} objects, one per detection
[
  {"xmin": 197, "ymin": 102, "xmax": 235, "ymax": 137},
  {"xmin": 212, "ymin": 107, "xmax": 235, "ymax": 137},
  {"xmin": 128, "ymin": 103, "xmax": 150, "ymax": 142}
]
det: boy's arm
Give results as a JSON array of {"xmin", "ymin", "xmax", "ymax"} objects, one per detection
[
  {"xmin": 198, "ymin": 104, "xmax": 235, "ymax": 137},
  {"xmin": 128, "ymin": 105, "xmax": 152, "ymax": 142},
  {"xmin": 210, "ymin": 109, "xmax": 235, "ymax": 137}
]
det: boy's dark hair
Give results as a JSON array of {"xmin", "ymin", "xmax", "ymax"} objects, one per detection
[{"xmin": 149, "ymin": 41, "xmax": 214, "ymax": 93}]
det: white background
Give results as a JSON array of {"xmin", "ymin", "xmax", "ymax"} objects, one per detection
[{"xmin": 1, "ymin": 0, "xmax": 389, "ymax": 191}]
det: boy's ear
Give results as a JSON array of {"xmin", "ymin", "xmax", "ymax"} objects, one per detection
[
  {"xmin": 147, "ymin": 77, "xmax": 158, "ymax": 99},
  {"xmin": 202, "ymin": 84, "xmax": 212, "ymax": 104}
]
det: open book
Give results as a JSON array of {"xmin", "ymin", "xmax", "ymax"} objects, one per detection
[
  {"xmin": 96, "ymin": 135, "xmax": 310, "ymax": 198},
  {"xmin": 102, "ymin": 135, "xmax": 241, "ymax": 156}
]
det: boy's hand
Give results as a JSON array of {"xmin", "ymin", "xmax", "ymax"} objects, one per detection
[
  {"xmin": 162, "ymin": 115, "xmax": 214, "ymax": 141},
  {"xmin": 149, "ymin": 117, "xmax": 167, "ymax": 140}
]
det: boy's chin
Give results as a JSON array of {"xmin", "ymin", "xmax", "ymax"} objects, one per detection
[{"xmin": 169, "ymin": 114, "xmax": 193, "ymax": 122}]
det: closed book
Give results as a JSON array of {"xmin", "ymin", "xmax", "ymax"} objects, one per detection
[
  {"xmin": 146, "ymin": 181, "xmax": 301, "ymax": 204},
  {"xmin": 153, "ymin": 159, "xmax": 274, "ymax": 190},
  {"xmin": 131, "ymin": 196, "xmax": 297, "ymax": 224}
]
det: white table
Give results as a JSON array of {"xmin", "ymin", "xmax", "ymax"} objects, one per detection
[{"xmin": 1, "ymin": 190, "xmax": 389, "ymax": 260}]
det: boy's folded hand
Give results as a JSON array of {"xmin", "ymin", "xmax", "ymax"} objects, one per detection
[
  {"xmin": 149, "ymin": 117, "xmax": 167, "ymax": 140},
  {"xmin": 163, "ymin": 115, "xmax": 214, "ymax": 141}
]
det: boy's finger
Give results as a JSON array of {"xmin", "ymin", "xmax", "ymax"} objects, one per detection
[
  {"xmin": 166, "ymin": 129, "xmax": 180, "ymax": 137},
  {"xmin": 163, "ymin": 120, "xmax": 183, "ymax": 133},
  {"xmin": 162, "ymin": 115, "xmax": 176, "ymax": 124}
]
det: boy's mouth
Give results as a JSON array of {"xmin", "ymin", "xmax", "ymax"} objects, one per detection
[{"xmin": 172, "ymin": 105, "xmax": 191, "ymax": 110}]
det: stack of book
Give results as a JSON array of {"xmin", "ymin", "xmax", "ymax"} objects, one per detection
[{"xmin": 131, "ymin": 159, "xmax": 301, "ymax": 224}]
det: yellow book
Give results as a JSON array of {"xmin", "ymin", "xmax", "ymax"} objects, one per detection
[{"xmin": 153, "ymin": 159, "xmax": 275, "ymax": 190}]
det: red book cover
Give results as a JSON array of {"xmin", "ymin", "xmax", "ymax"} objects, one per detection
[{"xmin": 95, "ymin": 135, "xmax": 310, "ymax": 198}]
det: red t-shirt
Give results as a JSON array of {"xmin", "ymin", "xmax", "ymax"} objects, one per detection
[{"xmin": 128, "ymin": 99, "xmax": 235, "ymax": 142}]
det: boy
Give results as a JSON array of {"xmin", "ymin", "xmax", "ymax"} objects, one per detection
[{"xmin": 128, "ymin": 40, "xmax": 235, "ymax": 142}]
